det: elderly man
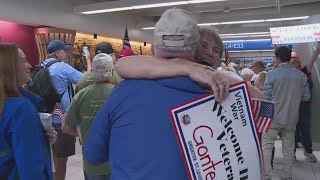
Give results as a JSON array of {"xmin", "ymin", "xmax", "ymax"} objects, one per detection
[
  {"xmin": 262, "ymin": 46, "xmax": 311, "ymax": 180},
  {"xmin": 42, "ymin": 40, "xmax": 86, "ymax": 180},
  {"xmin": 251, "ymin": 60, "xmax": 266, "ymax": 86},
  {"xmin": 83, "ymin": 8, "xmax": 231, "ymax": 179},
  {"xmin": 63, "ymin": 53, "xmax": 115, "ymax": 180}
]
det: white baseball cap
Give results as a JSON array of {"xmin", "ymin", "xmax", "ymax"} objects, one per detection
[
  {"xmin": 92, "ymin": 53, "xmax": 114, "ymax": 81},
  {"xmin": 154, "ymin": 8, "xmax": 199, "ymax": 48}
]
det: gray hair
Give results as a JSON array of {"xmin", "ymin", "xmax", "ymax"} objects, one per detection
[
  {"xmin": 92, "ymin": 70, "xmax": 113, "ymax": 82},
  {"xmin": 47, "ymin": 52, "xmax": 56, "ymax": 58},
  {"xmin": 241, "ymin": 68, "xmax": 254, "ymax": 81}
]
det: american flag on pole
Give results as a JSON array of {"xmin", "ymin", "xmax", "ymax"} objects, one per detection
[
  {"xmin": 224, "ymin": 49, "xmax": 231, "ymax": 65},
  {"xmin": 122, "ymin": 27, "xmax": 131, "ymax": 49},
  {"xmin": 52, "ymin": 102, "xmax": 65, "ymax": 125},
  {"xmin": 251, "ymin": 98, "xmax": 274, "ymax": 132}
]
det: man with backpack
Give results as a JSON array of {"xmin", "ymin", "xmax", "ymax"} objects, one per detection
[{"xmin": 41, "ymin": 40, "xmax": 85, "ymax": 180}]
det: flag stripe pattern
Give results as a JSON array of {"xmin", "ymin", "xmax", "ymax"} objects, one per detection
[
  {"xmin": 52, "ymin": 102, "xmax": 65, "ymax": 125},
  {"xmin": 252, "ymin": 99, "xmax": 274, "ymax": 132},
  {"xmin": 123, "ymin": 27, "xmax": 131, "ymax": 49}
]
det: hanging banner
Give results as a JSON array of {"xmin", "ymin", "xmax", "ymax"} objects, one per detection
[
  {"xmin": 170, "ymin": 82, "xmax": 263, "ymax": 180},
  {"xmin": 270, "ymin": 23, "xmax": 320, "ymax": 44}
]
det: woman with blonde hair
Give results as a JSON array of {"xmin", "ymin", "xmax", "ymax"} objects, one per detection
[{"xmin": 0, "ymin": 44, "xmax": 52, "ymax": 179}]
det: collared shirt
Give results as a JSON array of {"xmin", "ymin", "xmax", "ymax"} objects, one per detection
[
  {"xmin": 263, "ymin": 63, "xmax": 310, "ymax": 129},
  {"xmin": 83, "ymin": 77, "xmax": 206, "ymax": 180},
  {"xmin": 42, "ymin": 58, "xmax": 82, "ymax": 110}
]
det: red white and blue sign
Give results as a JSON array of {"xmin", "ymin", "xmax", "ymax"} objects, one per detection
[{"xmin": 170, "ymin": 82, "xmax": 263, "ymax": 180}]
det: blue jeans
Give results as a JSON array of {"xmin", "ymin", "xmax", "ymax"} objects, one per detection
[
  {"xmin": 84, "ymin": 172, "xmax": 110, "ymax": 180},
  {"xmin": 295, "ymin": 104, "xmax": 312, "ymax": 153}
]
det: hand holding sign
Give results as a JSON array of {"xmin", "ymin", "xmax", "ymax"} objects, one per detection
[
  {"xmin": 170, "ymin": 82, "xmax": 263, "ymax": 180},
  {"xmin": 270, "ymin": 23, "xmax": 320, "ymax": 44}
]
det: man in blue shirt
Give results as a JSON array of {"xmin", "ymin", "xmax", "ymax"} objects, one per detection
[
  {"xmin": 84, "ymin": 9, "xmax": 229, "ymax": 180},
  {"xmin": 42, "ymin": 40, "xmax": 83, "ymax": 180}
]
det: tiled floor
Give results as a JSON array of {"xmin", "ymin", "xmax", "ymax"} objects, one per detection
[{"xmin": 65, "ymin": 139, "xmax": 320, "ymax": 180}]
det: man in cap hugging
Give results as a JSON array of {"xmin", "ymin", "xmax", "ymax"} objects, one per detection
[{"xmin": 83, "ymin": 8, "xmax": 229, "ymax": 179}]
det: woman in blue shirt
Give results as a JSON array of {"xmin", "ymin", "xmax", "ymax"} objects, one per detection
[{"xmin": 0, "ymin": 44, "xmax": 53, "ymax": 179}]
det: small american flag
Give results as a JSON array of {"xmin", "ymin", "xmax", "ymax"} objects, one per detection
[
  {"xmin": 122, "ymin": 27, "xmax": 131, "ymax": 49},
  {"xmin": 52, "ymin": 102, "xmax": 65, "ymax": 125},
  {"xmin": 251, "ymin": 98, "xmax": 274, "ymax": 132}
]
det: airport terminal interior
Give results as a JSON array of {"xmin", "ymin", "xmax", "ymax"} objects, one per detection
[{"xmin": 1, "ymin": 0, "xmax": 320, "ymax": 180}]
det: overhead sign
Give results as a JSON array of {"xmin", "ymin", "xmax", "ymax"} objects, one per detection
[
  {"xmin": 270, "ymin": 23, "xmax": 320, "ymax": 44},
  {"xmin": 170, "ymin": 82, "xmax": 263, "ymax": 180},
  {"xmin": 224, "ymin": 40, "xmax": 273, "ymax": 51}
]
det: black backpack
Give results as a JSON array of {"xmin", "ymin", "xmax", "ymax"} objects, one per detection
[{"xmin": 26, "ymin": 60, "xmax": 61, "ymax": 113}]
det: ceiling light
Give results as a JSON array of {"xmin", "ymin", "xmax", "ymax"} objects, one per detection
[
  {"xmin": 188, "ymin": 0, "xmax": 226, "ymax": 3},
  {"xmin": 245, "ymin": 39, "xmax": 271, "ymax": 41},
  {"xmin": 266, "ymin": 16, "xmax": 309, "ymax": 22},
  {"xmin": 198, "ymin": 23, "xmax": 220, "ymax": 26},
  {"xmin": 142, "ymin": 27, "xmax": 156, "ymax": 30},
  {"xmin": 142, "ymin": 15, "xmax": 308, "ymax": 30},
  {"xmin": 220, "ymin": 19, "xmax": 265, "ymax": 25},
  {"xmin": 220, "ymin": 32, "xmax": 270, "ymax": 36},
  {"xmin": 133, "ymin": 1, "xmax": 189, "ymax": 9},
  {"xmin": 80, "ymin": 0, "xmax": 227, "ymax": 14},
  {"xmin": 221, "ymin": 34, "xmax": 270, "ymax": 39},
  {"xmin": 223, "ymin": 39, "xmax": 271, "ymax": 42},
  {"xmin": 82, "ymin": 7, "xmax": 133, "ymax": 14},
  {"xmin": 221, "ymin": 35, "xmax": 249, "ymax": 39}
]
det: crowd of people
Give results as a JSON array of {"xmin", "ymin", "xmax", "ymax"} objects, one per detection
[{"xmin": 0, "ymin": 7, "xmax": 320, "ymax": 180}]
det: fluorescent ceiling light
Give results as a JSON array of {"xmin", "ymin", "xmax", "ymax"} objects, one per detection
[
  {"xmin": 142, "ymin": 16, "xmax": 308, "ymax": 30},
  {"xmin": 220, "ymin": 19, "xmax": 265, "ymax": 25},
  {"xmin": 245, "ymin": 39, "xmax": 271, "ymax": 41},
  {"xmin": 81, "ymin": 0, "xmax": 227, "ymax": 14},
  {"xmin": 189, "ymin": 0, "xmax": 226, "ymax": 3},
  {"xmin": 198, "ymin": 23, "xmax": 220, "ymax": 26},
  {"xmin": 220, "ymin": 32, "xmax": 270, "ymax": 36},
  {"xmin": 223, "ymin": 39, "xmax": 271, "ymax": 42},
  {"xmin": 221, "ymin": 34, "xmax": 271, "ymax": 38},
  {"xmin": 221, "ymin": 35, "xmax": 249, "ymax": 38},
  {"xmin": 266, "ymin": 16, "xmax": 309, "ymax": 22},
  {"xmin": 142, "ymin": 27, "xmax": 156, "ymax": 30},
  {"xmin": 82, "ymin": 7, "xmax": 133, "ymax": 14},
  {"xmin": 133, "ymin": 1, "xmax": 189, "ymax": 9}
]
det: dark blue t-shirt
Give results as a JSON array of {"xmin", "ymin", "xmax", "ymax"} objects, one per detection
[{"xmin": 84, "ymin": 77, "xmax": 207, "ymax": 180}]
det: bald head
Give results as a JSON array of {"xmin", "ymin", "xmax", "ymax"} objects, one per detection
[{"xmin": 252, "ymin": 60, "xmax": 265, "ymax": 74}]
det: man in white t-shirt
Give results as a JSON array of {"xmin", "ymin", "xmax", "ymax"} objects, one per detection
[{"xmin": 251, "ymin": 59, "xmax": 266, "ymax": 86}]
